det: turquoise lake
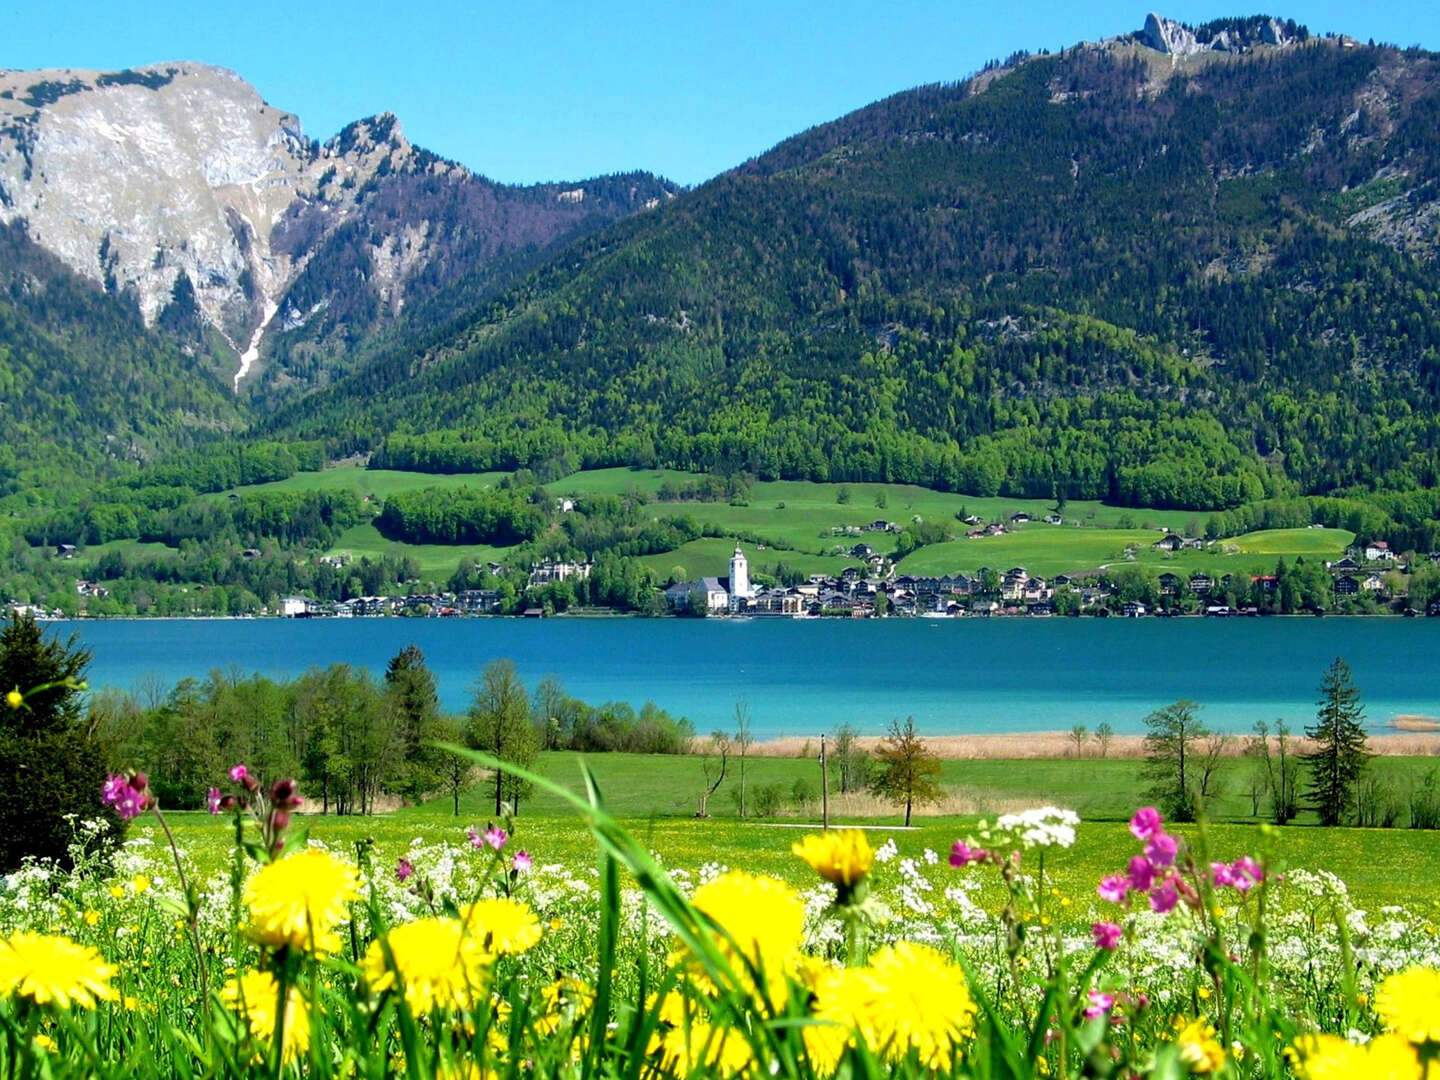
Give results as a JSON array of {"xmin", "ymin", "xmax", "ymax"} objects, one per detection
[{"xmin": 45, "ymin": 617, "xmax": 1440, "ymax": 740}]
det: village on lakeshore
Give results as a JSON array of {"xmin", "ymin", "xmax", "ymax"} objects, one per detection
[{"xmin": 16, "ymin": 519, "xmax": 1437, "ymax": 620}]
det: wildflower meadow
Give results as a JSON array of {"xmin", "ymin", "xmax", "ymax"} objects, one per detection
[{"xmin": 0, "ymin": 742, "xmax": 1436, "ymax": 1079}]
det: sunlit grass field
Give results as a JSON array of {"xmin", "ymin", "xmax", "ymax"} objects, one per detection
[
  {"xmin": 124, "ymin": 464, "xmax": 1361, "ymax": 584},
  {"xmin": 135, "ymin": 749, "xmax": 1440, "ymax": 911}
]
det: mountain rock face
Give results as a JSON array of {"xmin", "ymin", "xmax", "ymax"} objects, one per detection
[
  {"xmin": 0, "ymin": 63, "xmax": 674, "ymax": 392},
  {"xmin": 1140, "ymin": 13, "xmax": 1303, "ymax": 55}
]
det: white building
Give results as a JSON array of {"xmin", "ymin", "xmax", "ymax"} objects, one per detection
[{"xmin": 728, "ymin": 545, "xmax": 755, "ymax": 612}]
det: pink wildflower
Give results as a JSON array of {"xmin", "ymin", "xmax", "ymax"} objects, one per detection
[
  {"xmin": 100, "ymin": 773, "xmax": 149, "ymax": 821},
  {"xmin": 1097, "ymin": 875, "xmax": 1129, "ymax": 903},
  {"xmin": 1126, "ymin": 855, "xmax": 1155, "ymax": 893},
  {"xmin": 1144, "ymin": 832, "xmax": 1177, "ymax": 867},
  {"xmin": 483, "ymin": 825, "xmax": 508, "ymax": 851},
  {"xmin": 396, "ymin": 858, "xmax": 413, "ymax": 883},
  {"xmin": 1129, "ymin": 807, "xmax": 1163, "ymax": 841},
  {"xmin": 1229, "ymin": 856, "xmax": 1262, "ymax": 892},
  {"xmin": 1091, "ymin": 922, "xmax": 1123, "ymax": 950},
  {"xmin": 949, "ymin": 841, "xmax": 987, "ymax": 868},
  {"xmin": 1149, "ymin": 879, "xmax": 1179, "ymax": 914},
  {"xmin": 1084, "ymin": 989, "xmax": 1116, "ymax": 1019},
  {"xmin": 229, "ymin": 764, "xmax": 249, "ymax": 783},
  {"xmin": 206, "ymin": 787, "xmax": 223, "ymax": 814},
  {"xmin": 513, "ymin": 850, "xmax": 532, "ymax": 873},
  {"xmin": 466, "ymin": 827, "xmax": 483, "ymax": 848}
]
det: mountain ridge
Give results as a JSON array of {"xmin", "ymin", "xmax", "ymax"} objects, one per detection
[{"xmin": 0, "ymin": 61, "xmax": 677, "ymax": 395}]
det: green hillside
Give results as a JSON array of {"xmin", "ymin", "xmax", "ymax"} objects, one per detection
[{"xmin": 267, "ymin": 27, "xmax": 1440, "ymax": 512}]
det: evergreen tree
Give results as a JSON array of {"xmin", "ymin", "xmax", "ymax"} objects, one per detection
[
  {"xmin": 1305, "ymin": 657, "xmax": 1371, "ymax": 827},
  {"xmin": 1141, "ymin": 700, "xmax": 1208, "ymax": 822},
  {"xmin": 385, "ymin": 644, "xmax": 441, "ymax": 802},
  {"xmin": 0, "ymin": 613, "xmax": 118, "ymax": 868}
]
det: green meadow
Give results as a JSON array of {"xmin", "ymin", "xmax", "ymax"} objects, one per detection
[
  {"xmin": 188, "ymin": 464, "xmax": 1361, "ymax": 583},
  {"xmin": 137, "ymin": 748, "xmax": 1440, "ymax": 911}
]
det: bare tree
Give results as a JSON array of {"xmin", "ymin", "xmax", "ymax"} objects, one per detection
[
  {"xmin": 733, "ymin": 699, "xmax": 754, "ymax": 818},
  {"xmin": 441, "ymin": 716, "xmax": 472, "ymax": 815},
  {"xmin": 831, "ymin": 723, "xmax": 871, "ymax": 793},
  {"xmin": 1068, "ymin": 725, "xmax": 1089, "ymax": 758},
  {"xmin": 1094, "ymin": 722, "xmax": 1114, "ymax": 759},
  {"xmin": 533, "ymin": 674, "xmax": 567, "ymax": 751},
  {"xmin": 1243, "ymin": 724, "xmax": 1273, "ymax": 818},
  {"xmin": 696, "ymin": 730, "xmax": 731, "ymax": 817},
  {"xmin": 1197, "ymin": 732, "xmax": 1232, "ymax": 809}
]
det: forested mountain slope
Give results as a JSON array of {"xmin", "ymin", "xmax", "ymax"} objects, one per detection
[
  {"xmin": 0, "ymin": 222, "xmax": 244, "ymax": 498},
  {"xmin": 269, "ymin": 19, "xmax": 1440, "ymax": 509}
]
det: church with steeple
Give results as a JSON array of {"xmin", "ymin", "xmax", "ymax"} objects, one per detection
[{"xmin": 727, "ymin": 544, "xmax": 755, "ymax": 612}]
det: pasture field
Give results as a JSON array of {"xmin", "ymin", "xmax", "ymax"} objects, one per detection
[
  {"xmin": 13, "ymin": 742, "xmax": 1440, "ymax": 1078},
  {"xmin": 416, "ymin": 750, "xmax": 1440, "ymax": 828},
  {"xmin": 130, "ymin": 748, "xmax": 1440, "ymax": 911},
  {"xmin": 635, "ymin": 538, "xmax": 858, "ymax": 580},
  {"xmin": 139, "ymin": 795, "xmax": 1440, "ymax": 914},
  {"xmin": 326, "ymin": 523, "xmax": 510, "ymax": 576},
  {"xmin": 188, "ymin": 465, "xmax": 1360, "ymax": 584},
  {"xmin": 213, "ymin": 466, "xmax": 507, "ymax": 501}
]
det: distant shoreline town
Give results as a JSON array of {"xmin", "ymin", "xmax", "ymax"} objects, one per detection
[{"xmin": 16, "ymin": 525, "xmax": 1438, "ymax": 622}]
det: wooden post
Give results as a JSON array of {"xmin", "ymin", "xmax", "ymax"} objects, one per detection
[{"xmin": 820, "ymin": 733, "xmax": 829, "ymax": 830}]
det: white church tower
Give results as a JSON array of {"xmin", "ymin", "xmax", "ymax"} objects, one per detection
[{"xmin": 729, "ymin": 543, "xmax": 754, "ymax": 611}]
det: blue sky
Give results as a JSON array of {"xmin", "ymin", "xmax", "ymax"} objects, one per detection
[{"xmin": 5, "ymin": 1, "xmax": 1438, "ymax": 186}]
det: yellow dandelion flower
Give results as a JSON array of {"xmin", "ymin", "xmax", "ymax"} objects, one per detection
[
  {"xmin": 33, "ymin": 1033, "xmax": 56, "ymax": 1053},
  {"xmin": 459, "ymin": 897, "xmax": 542, "ymax": 956},
  {"xmin": 534, "ymin": 976, "xmax": 594, "ymax": 1036},
  {"xmin": 864, "ymin": 942, "xmax": 977, "ymax": 1071},
  {"xmin": 1175, "ymin": 1017, "xmax": 1226, "ymax": 1074},
  {"xmin": 0, "ymin": 932, "xmax": 118, "ymax": 1010},
  {"xmin": 549, "ymin": 917, "xmax": 565, "ymax": 932},
  {"xmin": 243, "ymin": 849, "xmax": 361, "ymax": 954},
  {"xmin": 363, "ymin": 917, "xmax": 491, "ymax": 1015},
  {"xmin": 1289, "ymin": 1032, "xmax": 1421, "ymax": 1080},
  {"xmin": 82, "ymin": 910, "xmax": 100, "ymax": 927},
  {"xmin": 4, "ymin": 690, "xmax": 22, "ymax": 710},
  {"xmin": 108, "ymin": 886, "xmax": 125, "ymax": 900},
  {"xmin": 806, "ymin": 964, "xmax": 881, "ymax": 1075},
  {"xmin": 791, "ymin": 830, "xmax": 874, "ymax": 889},
  {"xmin": 690, "ymin": 870, "xmax": 804, "ymax": 1007},
  {"xmin": 219, "ymin": 970, "xmax": 310, "ymax": 1064},
  {"xmin": 655, "ymin": 1020, "xmax": 755, "ymax": 1076},
  {"xmin": 1376, "ymin": 967, "xmax": 1440, "ymax": 1044},
  {"xmin": 129, "ymin": 875, "xmax": 151, "ymax": 895}
]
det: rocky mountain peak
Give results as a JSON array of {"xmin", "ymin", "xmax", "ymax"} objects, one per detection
[
  {"xmin": 1140, "ymin": 13, "xmax": 1305, "ymax": 56},
  {"xmin": 0, "ymin": 63, "xmax": 672, "ymax": 394}
]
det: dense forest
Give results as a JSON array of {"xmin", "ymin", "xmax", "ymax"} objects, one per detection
[{"xmin": 255, "ymin": 33, "xmax": 1440, "ymax": 511}]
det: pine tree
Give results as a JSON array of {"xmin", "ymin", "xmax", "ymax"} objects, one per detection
[
  {"xmin": 1305, "ymin": 657, "xmax": 1370, "ymax": 826},
  {"xmin": 385, "ymin": 644, "xmax": 441, "ymax": 803},
  {"xmin": 0, "ymin": 612, "xmax": 118, "ymax": 868}
]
